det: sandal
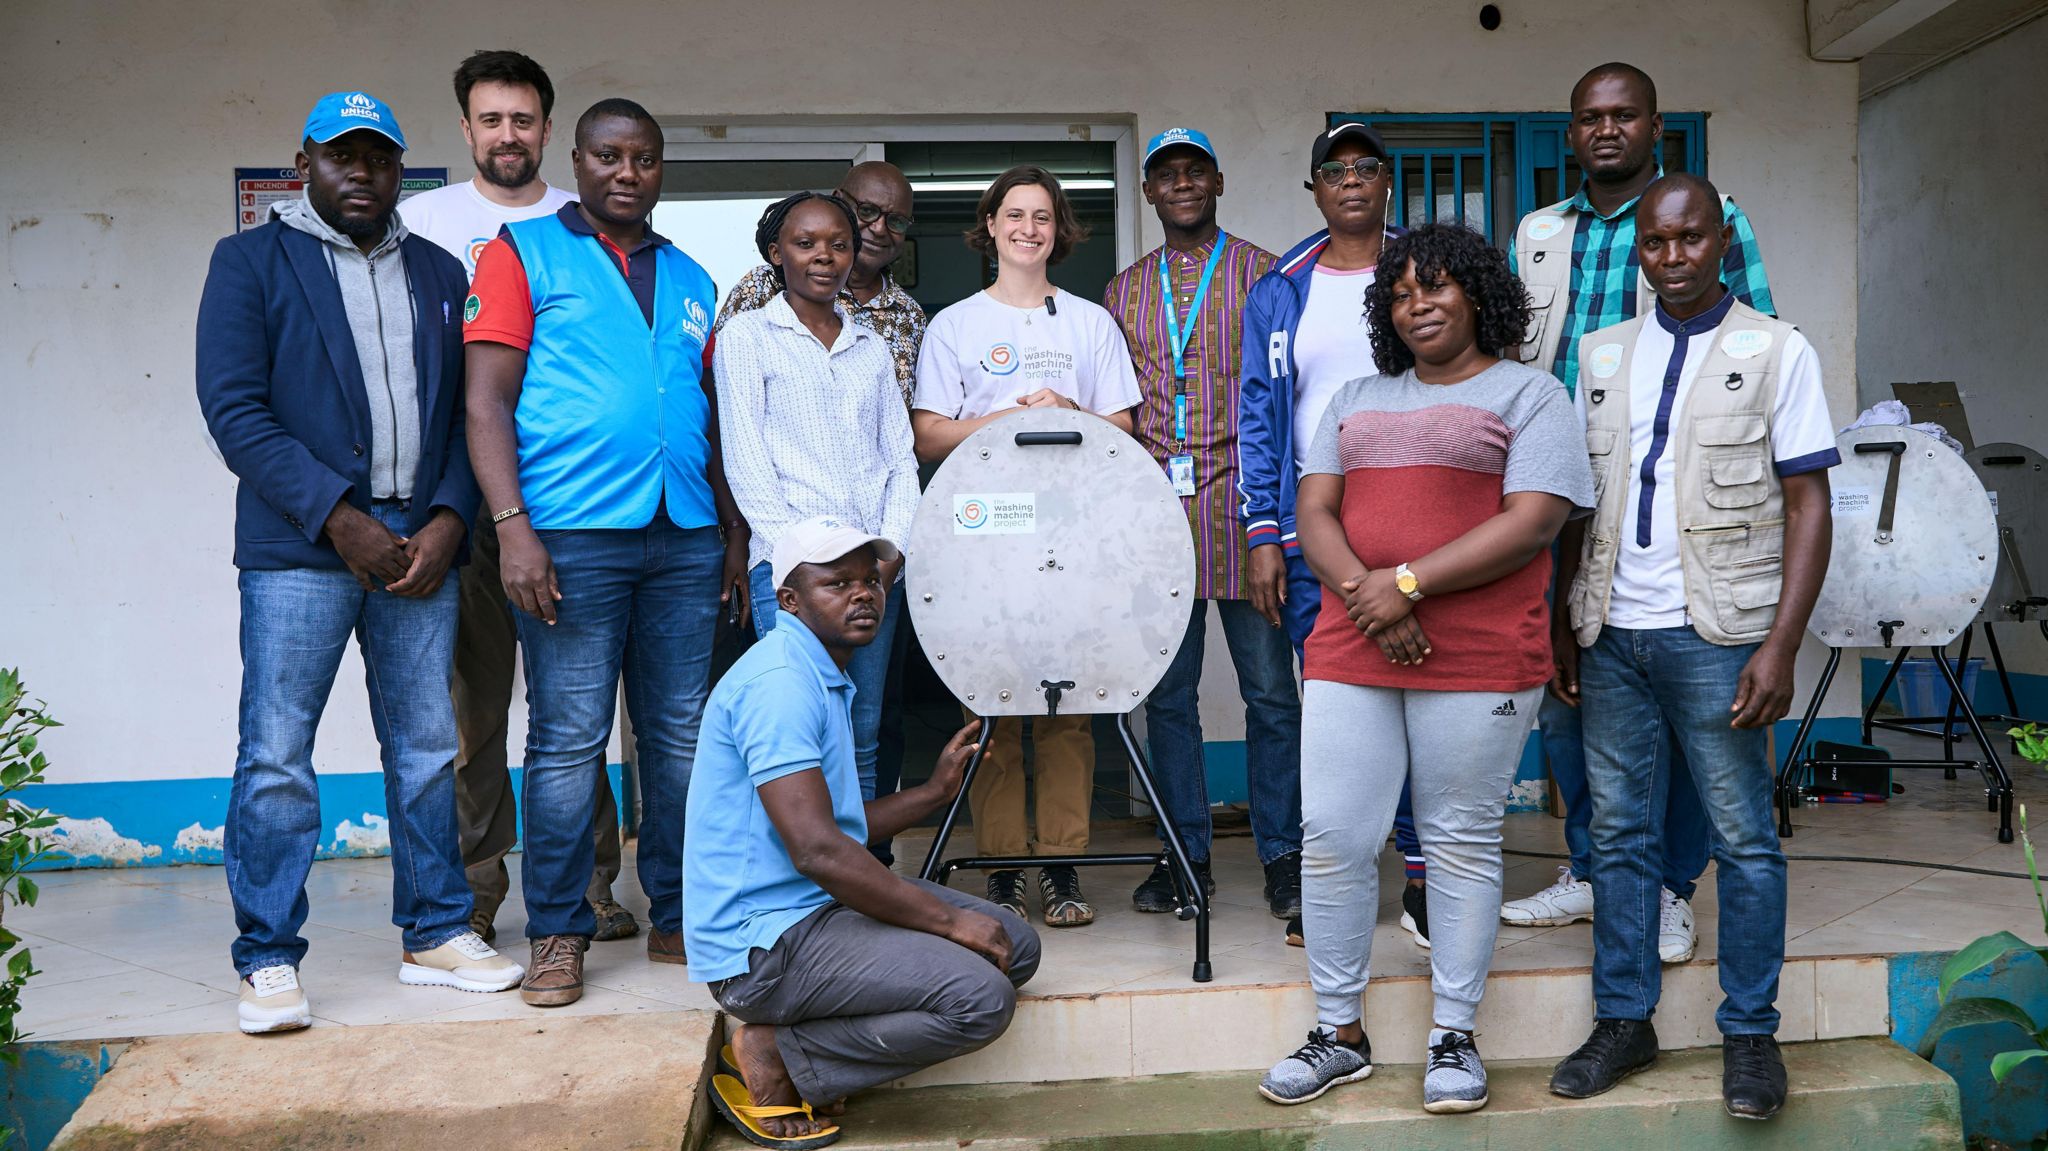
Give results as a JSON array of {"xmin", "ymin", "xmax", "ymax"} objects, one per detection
[
  {"xmin": 1038, "ymin": 866, "xmax": 1096, "ymax": 927},
  {"xmin": 710, "ymin": 1073, "xmax": 840, "ymax": 1149}
]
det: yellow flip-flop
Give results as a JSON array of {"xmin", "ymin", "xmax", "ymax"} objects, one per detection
[{"xmin": 710, "ymin": 1073, "xmax": 841, "ymax": 1149}]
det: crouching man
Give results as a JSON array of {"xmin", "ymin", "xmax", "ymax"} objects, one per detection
[{"xmin": 686, "ymin": 517, "xmax": 1041, "ymax": 1147}]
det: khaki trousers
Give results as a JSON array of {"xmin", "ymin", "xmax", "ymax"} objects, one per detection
[
  {"xmin": 965, "ymin": 710, "xmax": 1094, "ymax": 858},
  {"xmin": 453, "ymin": 514, "xmax": 622, "ymax": 926}
]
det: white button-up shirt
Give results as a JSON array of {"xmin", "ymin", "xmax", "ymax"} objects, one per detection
[{"xmin": 714, "ymin": 292, "xmax": 920, "ymax": 572}]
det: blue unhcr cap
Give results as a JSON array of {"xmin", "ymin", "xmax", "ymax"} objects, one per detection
[
  {"xmin": 302, "ymin": 91, "xmax": 407, "ymax": 150},
  {"xmin": 1142, "ymin": 127, "xmax": 1219, "ymax": 174}
]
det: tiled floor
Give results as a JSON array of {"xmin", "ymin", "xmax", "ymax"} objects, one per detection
[{"xmin": 13, "ymin": 731, "xmax": 2045, "ymax": 1043}]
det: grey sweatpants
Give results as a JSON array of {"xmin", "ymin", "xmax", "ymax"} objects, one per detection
[
  {"xmin": 709, "ymin": 880, "xmax": 1041, "ymax": 1102},
  {"xmin": 1301, "ymin": 679, "xmax": 1540, "ymax": 1031}
]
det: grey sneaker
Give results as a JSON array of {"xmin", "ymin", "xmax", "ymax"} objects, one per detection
[
  {"xmin": 1423, "ymin": 1028, "xmax": 1489, "ymax": 1114},
  {"xmin": 1259, "ymin": 1025, "xmax": 1372, "ymax": 1105}
]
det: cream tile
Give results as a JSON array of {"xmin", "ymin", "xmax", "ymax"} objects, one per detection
[
  {"xmin": 1470, "ymin": 970, "xmax": 1595, "ymax": 1060},
  {"xmin": 1783, "ymin": 882, "xmax": 1889, "ymax": 930},
  {"xmin": 16, "ymin": 968, "xmax": 233, "ymax": 1040},
  {"xmin": 1113, "ymin": 953, "xmax": 1305, "ymax": 994},
  {"xmin": 905, "ymin": 992, "xmax": 1131, "ymax": 1086},
  {"xmin": 1787, "ymin": 922, "xmax": 1958, "ymax": 958},
  {"xmin": 9, "ymin": 931, "xmax": 155, "ymax": 988},
  {"xmin": 420, "ymin": 985, "xmax": 678, "ymax": 1026},
  {"xmin": 1129, "ymin": 983, "xmax": 1316, "ymax": 1075},
  {"xmin": 1823, "ymin": 890, "xmax": 2046, "ymax": 951},
  {"xmin": 1814, "ymin": 955, "xmax": 1890, "ymax": 1039},
  {"xmin": 1021, "ymin": 932, "xmax": 1191, "ymax": 997},
  {"xmin": 1776, "ymin": 959, "xmax": 1818, "ymax": 1042},
  {"xmin": 1900, "ymin": 866, "xmax": 2048, "ymax": 911}
]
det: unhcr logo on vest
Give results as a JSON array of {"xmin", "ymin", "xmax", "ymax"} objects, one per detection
[
  {"xmin": 681, "ymin": 297, "xmax": 710, "ymax": 343},
  {"xmin": 341, "ymin": 92, "xmax": 381, "ymax": 121}
]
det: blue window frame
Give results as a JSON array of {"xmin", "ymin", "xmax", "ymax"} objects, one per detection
[{"xmin": 1327, "ymin": 113, "xmax": 1709, "ymax": 244}]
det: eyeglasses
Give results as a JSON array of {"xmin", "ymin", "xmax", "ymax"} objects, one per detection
[
  {"xmin": 1314, "ymin": 158, "xmax": 1388, "ymax": 186},
  {"xmin": 845, "ymin": 196, "xmax": 914, "ymax": 236}
]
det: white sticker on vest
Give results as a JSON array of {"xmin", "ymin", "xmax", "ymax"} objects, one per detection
[
  {"xmin": 1832, "ymin": 486, "xmax": 1873, "ymax": 517},
  {"xmin": 1525, "ymin": 215, "xmax": 1567, "ymax": 242},
  {"xmin": 954, "ymin": 493, "xmax": 1036, "ymax": 535},
  {"xmin": 1720, "ymin": 329, "xmax": 1773, "ymax": 360},
  {"xmin": 1588, "ymin": 343, "xmax": 1625, "ymax": 379}
]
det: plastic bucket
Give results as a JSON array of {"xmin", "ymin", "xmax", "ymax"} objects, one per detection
[{"xmin": 1894, "ymin": 657, "xmax": 1984, "ymax": 719}]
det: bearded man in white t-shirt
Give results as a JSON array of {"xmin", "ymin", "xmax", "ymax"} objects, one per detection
[{"xmin": 399, "ymin": 50, "xmax": 635, "ymax": 948}]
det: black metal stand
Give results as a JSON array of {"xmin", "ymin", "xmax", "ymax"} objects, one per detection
[
  {"xmin": 919, "ymin": 712, "xmax": 1213, "ymax": 982},
  {"xmin": 1778, "ymin": 642, "xmax": 2014, "ymax": 843}
]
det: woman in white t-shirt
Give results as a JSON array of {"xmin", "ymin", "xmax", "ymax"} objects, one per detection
[{"xmin": 909, "ymin": 165, "xmax": 1140, "ymax": 930}]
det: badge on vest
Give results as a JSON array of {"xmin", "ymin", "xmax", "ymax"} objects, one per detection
[
  {"xmin": 1526, "ymin": 215, "xmax": 1567, "ymax": 242},
  {"xmin": 1720, "ymin": 329, "xmax": 1773, "ymax": 360},
  {"xmin": 1588, "ymin": 342, "xmax": 1625, "ymax": 379}
]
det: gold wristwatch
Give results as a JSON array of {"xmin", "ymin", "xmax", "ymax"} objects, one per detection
[{"xmin": 1394, "ymin": 563, "xmax": 1423, "ymax": 601}]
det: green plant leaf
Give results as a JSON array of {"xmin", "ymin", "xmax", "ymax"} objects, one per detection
[
  {"xmin": 17, "ymin": 876, "xmax": 38, "ymax": 907},
  {"xmin": 0, "ymin": 928, "xmax": 16, "ymax": 951},
  {"xmin": 1939, "ymin": 933, "xmax": 2043, "ymax": 1003},
  {"xmin": 1990, "ymin": 1048, "xmax": 2048, "ymax": 1083},
  {"xmin": 0, "ymin": 765, "xmax": 30, "ymax": 791},
  {"xmin": 1919, "ymin": 996, "xmax": 2046, "ymax": 1057},
  {"xmin": 7, "ymin": 949, "xmax": 32, "ymax": 981}
]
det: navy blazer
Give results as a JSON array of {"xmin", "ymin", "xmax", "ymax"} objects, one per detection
[{"xmin": 197, "ymin": 220, "xmax": 478, "ymax": 571}]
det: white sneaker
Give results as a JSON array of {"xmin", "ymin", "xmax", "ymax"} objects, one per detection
[
  {"xmin": 238, "ymin": 964, "xmax": 311, "ymax": 1034},
  {"xmin": 400, "ymin": 930, "xmax": 525, "ymax": 992},
  {"xmin": 1658, "ymin": 888, "xmax": 1697, "ymax": 964},
  {"xmin": 1499, "ymin": 866, "xmax": 1595, "ymax": 927}
]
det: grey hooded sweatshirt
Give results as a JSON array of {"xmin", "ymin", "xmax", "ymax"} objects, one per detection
[{"xmin": 273, "ymin": 196, "xmax": 421, "ymax": 500}]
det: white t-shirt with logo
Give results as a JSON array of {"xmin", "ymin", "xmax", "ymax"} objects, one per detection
[
  {"xmin": 1290, "ymin": 264, "xmax": 1379, "ymax": 476},
  {"xmin": 912, "ymin": 288, "xmax": 1141, "ymax": 420},
  {"xmin": 1578, "ymin": 313, "xmax": 1838, "ymax": 630},
  {"xmin": 399, "ymin": 178, "xmax": 574, "ymax": 279}
]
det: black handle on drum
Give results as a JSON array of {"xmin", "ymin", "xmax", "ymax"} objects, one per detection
[
  {"xmin": 1853, "ymin": 441, "xmax": 1906, "ymax": 455},
  {"xmin": 1981, "ymin": 455, "xmax": 2026, "ymax": 466},
  {"xmin": 1015, "ymin": 431, "xmax": 1084, "ymax": 447}
]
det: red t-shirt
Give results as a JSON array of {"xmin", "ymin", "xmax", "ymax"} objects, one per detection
[{"xmin": 1300, "ymin": 363, "xmax": 1593, "ymax": 693}]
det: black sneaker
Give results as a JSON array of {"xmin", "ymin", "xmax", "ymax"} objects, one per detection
[
  {"xmin": 1549, "ymin": 1019, "xmax": 1659, "ymax": 1098},
  {"xmin": 1400, "ymin": 881, "xmax": 1431, "ymax": 949},
  {"xmin": 985, "ymin": 869, "xmax": 1028, "ymax": 919},
  {"xmin": 1132, "ymin": 859, "xmax": 1212, "ymax": 913},
  {"xmin": 1038, "ymin": 865, "xmax": 1096, "ymax": 927},
  {"xmin": 1263, "ymin": 850, "xmax": 1303, "ymax": 919},
  {"xmin": 1285, "ymin": 914, "xmax": 1305, "ymax": 947},
  {"xmin": 1722, "ymin": 1034, "xmax": 1787, "ymax": 1120}
]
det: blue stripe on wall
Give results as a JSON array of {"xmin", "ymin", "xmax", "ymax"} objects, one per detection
[{"xmin": 19, "ymin": 765, "xmax": 626, "ymax": 870}]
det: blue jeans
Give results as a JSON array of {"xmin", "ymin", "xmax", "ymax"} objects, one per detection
[
  {"xmin": 226, "ymin": 503, "xmax": 470, "ymax": 976},
  {"xmin": 1580, "ymin": 626, "xmax": 1787, "ymax": 1035},
  {"xmin": 750, "ymin": 562, "xmax": 902, "ymax": 802},
  {"xmin": 516, "ymin": 517, "xmax": 722, "ymax": 938},
  {"xmin": 1544, "ymin": 692, "xmax": 1709, "ymax": 897},
  {"xmin": 1144, "ymin": 599, "xmax": 1302, "ymax": 865},
  {"xmin": 1283, "ymin": 550, "xmax": 1423, "ymax": 874}
]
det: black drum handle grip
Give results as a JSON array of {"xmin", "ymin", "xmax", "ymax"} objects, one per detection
[
  {"xmin": 1982, "ymin": 455, "xmax": 2026, "ymax": 466},
  {"xmin": 1854, "ymin": 440, "xmax": 1906, "ymax": 455},
  {"xmin": 1015, "ymin": 431, "xmax": 1083, "ymax": 447}
]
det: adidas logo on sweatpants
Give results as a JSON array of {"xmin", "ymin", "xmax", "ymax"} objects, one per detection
[{"xmin": 1490, "ymin": 700, "xmax": 1517, "ymax": 717}]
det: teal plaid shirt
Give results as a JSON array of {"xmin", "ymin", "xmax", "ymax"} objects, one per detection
[{"xmin": 1510, "ymin": 174, "xmax": 1775, "ymax": 396}]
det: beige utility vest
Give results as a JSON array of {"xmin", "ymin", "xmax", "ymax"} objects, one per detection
[
  {"xmin": 1566, "ymin": 300, "xmax": 1798, "ymax": 648},
  {"xmin": 1511, "ymin": 195, "xmax": 1732, "ymax": 370}
]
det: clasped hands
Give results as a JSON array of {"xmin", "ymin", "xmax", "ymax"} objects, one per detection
[{"xmin": 1341, "ymin": 567, "xmax": 1431, "ymax": 666}]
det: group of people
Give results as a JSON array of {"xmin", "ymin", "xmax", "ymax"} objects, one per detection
[{"xmin": 194, "ymin": 45, "xmax": 1834, "ymax": 1148}]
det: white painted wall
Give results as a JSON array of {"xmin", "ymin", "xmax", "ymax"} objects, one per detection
[
  {"xmin": 0, "ymin": 0, "xmax": 1862, "ymax": 786},
  {"xmin": 1859, "ymin": 14, "xmax": 2048, "ymax": 676}
]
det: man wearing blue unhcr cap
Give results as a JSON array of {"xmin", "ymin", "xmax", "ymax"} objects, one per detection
[
  {"xmin": 197, "ymin": 90, "xmax": 524, "ymax": 1036},
  {"xmin": 1102, "ymin": 129, "xmax": 1305, "ymax": 936}
]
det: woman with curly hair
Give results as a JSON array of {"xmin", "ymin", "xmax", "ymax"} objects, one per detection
[{"xmin": 1258, "ymin": 223, "xmax": 1593, "ymax": 1115}]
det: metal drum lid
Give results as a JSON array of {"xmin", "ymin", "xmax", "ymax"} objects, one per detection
[
  {"xmin": 1810, "ymin": 425, "xmax": 1997, "ymax": 648},
  {"xmin": 906, "ymin": 408, "xmax": 1196, "ymax": 715},
  {"xmin": 1967, "ymin": 442, "xmax": 2048, "ymax": 622}
]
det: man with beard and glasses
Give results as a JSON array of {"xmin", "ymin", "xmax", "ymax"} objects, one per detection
[
  {"xmin": 465, "ymin": 98, "xmax": 751, "ymax": 1006},
  {"xmin": 402, "ymin": 50, "xmax": 639, "ymax": 950},
  {"xmin": 197, "ymin": 90, "xmax": 523, "ymax": 1035}
]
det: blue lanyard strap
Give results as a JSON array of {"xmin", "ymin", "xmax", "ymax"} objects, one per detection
[{"xmin": 1159, "ymin": 234, "xmax": 1227, "ymax": 387}]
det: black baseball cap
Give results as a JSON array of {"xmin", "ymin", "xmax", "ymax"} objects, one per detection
[{"xmin": 1308, "ymin": 122, "xmax": 1390, "ymax": 181}]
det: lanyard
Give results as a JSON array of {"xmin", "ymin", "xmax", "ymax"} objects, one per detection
[{"xmin": 1160, "ymin": 235, "xmax": 1225, "ymax": 446}]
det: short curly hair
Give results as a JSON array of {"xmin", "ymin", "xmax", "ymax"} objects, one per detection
[
  {"xmin": 1364, "ymin": 223, "xmax": 1533, "ymax": 375},
  {"xmin": 964, "ymin": 165, "xmax": 1090, "ymax": 266},
  {"xmin": 754, "ymin": 192, "xmax": 863, "ymax": 288}
]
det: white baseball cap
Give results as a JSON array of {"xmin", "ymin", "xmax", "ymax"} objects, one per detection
[{"xmin": 771, "ymin": 517, "xmax": 901, "ymax": 589}]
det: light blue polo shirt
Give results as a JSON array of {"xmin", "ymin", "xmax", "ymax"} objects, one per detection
[{"xmin": 683, "ymin": 609, "xmax": 866, "ymax": 982}]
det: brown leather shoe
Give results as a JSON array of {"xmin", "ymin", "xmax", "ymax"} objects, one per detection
[
  {"xmin": 647, "ymin": 928, "xmax": 687, "ymax": 966},
  {"xmin": 520, "ymin": 935, "xmax": 586, "ymax": 1006}
]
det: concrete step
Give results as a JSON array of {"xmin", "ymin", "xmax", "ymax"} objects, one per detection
[
  {"xmin": 704, "ymin": 1038, "xmax": 1961, "ymax": 1151},
  {"xmin": 51, "ymin": 1010, "xmax": 718, "ymax": 1151}
]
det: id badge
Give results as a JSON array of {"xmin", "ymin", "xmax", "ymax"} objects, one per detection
[{"xmin": 1167, "ymin": 454, "xmax": 1196, "ymax": 497}]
